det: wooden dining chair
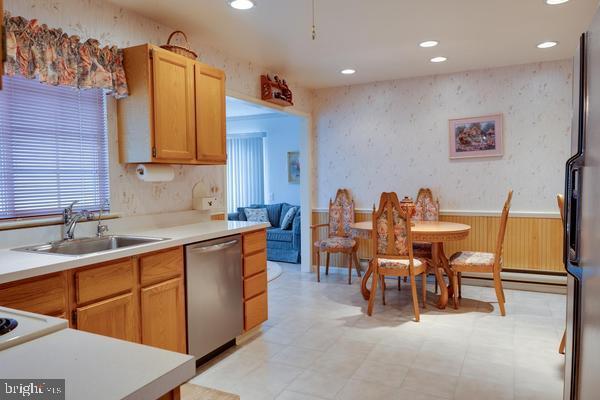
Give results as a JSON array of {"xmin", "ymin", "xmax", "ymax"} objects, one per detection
[
  {"xmin": 448, "ymin": 190, "xmax": 513, "ymax": 316},
  {"xmin": 557, "ymin": 194, "xmax": 567, "ymax": 355},
  {"xmin": 311, "ymin": 188, "xmax": 361, "ymax": 284},
  {"xmin": 408, "ymin": 188, "xmax": 440, "ymax": 293},
  {"xmin": 367, "ymin": 193, "xmax": 427, "ymax": 321}
]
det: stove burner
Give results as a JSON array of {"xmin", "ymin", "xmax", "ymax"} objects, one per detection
[{"xmin": 0, "ymin": 317, "xmax": 18, "ymax": 335}]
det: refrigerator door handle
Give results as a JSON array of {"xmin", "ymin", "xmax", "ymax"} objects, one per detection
[{"xmin": 567, "ymin": 164, "xmax": 581, "ymax": 265}]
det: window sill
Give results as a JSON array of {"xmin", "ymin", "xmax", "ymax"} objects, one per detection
[{"xmin": 0, "ymin": 213, "xmax": 121, "ymax": 231}]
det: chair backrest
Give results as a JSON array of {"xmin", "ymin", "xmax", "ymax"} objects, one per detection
[
  {"xmin": 371, "ymin": 192, "xmax": 415, "ymax": 261},
  {"xmin": 413, "ymin": 188, "xmax": 439, "ymax": 221},
  {"xmin": 328, "ymin": 188, "xmax": 355, "ymax": 237},
  {"xmin": 557, "ymin": 194, "xmax": 565, "ymax": 228},
  {"xmin": 494, "ymin": 190, "xmax": 513, "ymax": 268}
]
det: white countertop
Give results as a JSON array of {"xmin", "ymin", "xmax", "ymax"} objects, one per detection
[
  {"xmin": 0, "ymin": 220, "xmax": 268, "ymax": 285},
  {"xmin": 0, "ymin": 328, "xmax": 195, "ymax": 400}
]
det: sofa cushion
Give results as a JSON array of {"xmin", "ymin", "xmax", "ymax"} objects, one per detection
[
  {"xmin": 267, "ymin": 227, "xmax": 294, "ymax": 243},
  {"xmin": 244, "ymin": 208, "xmax": 271, "ymax": 226},
  {"xmin": 280, "ymin": 207, "xmax": 297, "ymax": 230},
  {"xmin": 279, "ymin": 203, "xmax": 297, "ymax": 227},
  {"xmin": 236, "ymin": 207, "xmax": 250, "ymax": 221},
  {"xmin": 251, "ymin": 203, "xmax": 282, "ymax": 227}
]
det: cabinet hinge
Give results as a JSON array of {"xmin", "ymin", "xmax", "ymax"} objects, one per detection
[
  {"xmin": 152, "ymin": 147, "xmax": 157, "ymax": 157},
  {"xmin": 72, "ymin": 310, "xmax": 77, "ymax": 325}
]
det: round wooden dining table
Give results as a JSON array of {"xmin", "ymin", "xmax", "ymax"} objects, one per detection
[{"xmin": 350, "ymin": 220, "xmax": 471, "ymax": 309}]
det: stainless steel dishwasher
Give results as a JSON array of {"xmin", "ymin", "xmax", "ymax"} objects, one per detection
[{"xmin": 185, "ymin": 235, "xmax": 243, "ymax": 363}]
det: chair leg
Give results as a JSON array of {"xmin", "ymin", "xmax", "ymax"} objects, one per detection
[
  {"xmin": 367, "ymin": 264, "xmax": 379, "ymax": 316},
  {"xmin": 434, "ymin": 274, "xmax": 438, "ymax": 294},
  {"xmin": 421, "ymin": 272, "xmax": 427, "ymax": 308},
  {"xmin": 409, "ymin": 274, "xmax": 420, "ymax": 322},
  {"xmin": 493, "ymin": 271, "xmax": 506, "ymax": 316},
  {"xmin": 316, "ymin": 249, "xmax": 320, "ymax": 283},
  {"xmin": 381, "ymin": 276, "xmax": 386, "ymax": 305},
  {"xmin": 452, "ymin": 271, "xmax": 459, "ymax": 309},
  {"xmin": 559, "ymin": 329, "xmax": 566, "ymax": 354},
  {"xmin": 325, "ymin": 253, "xmax": 330, "ymax": 275},
  {"xmin": 354, "ymin": 251, "xmax": 362, "ymax": 277},
  {"xmin": 348, "ymin": 252, "xmax": 352, "ymax": 285},
  {"xmin": 404, "ymin": 277, "xmax": 407, "ymax": 283},
  {"xmin": 398, "ymin": 277, "xmax": 402, "ymax": 291},
  {"xmin": 458, "ymin": 272, "xmax": 462, "ymax": 299}
]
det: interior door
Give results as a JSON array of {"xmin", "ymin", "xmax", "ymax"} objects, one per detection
[
  {"xmin": 194, "ymin": 63, "xmax": 226, "ymax": 163},
  {"xmin": 152, "ymin": 48, "xmax": 196, "ymax": 161},
  {"xmin": 140, "ymin": 278, "xmax": 186, "ymax": 353},
  {"xmin": 76, "ymin": 293, "xmax": 139, "ymax": 343}
]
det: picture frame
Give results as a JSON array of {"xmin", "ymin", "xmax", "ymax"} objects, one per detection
[
  {"xmin": 449, "ymin": 114, "xmax": 503, "ymax": 159},
  {"xmin": 287, "ymin": 151, "xmax": 300, "ymax": 184}
]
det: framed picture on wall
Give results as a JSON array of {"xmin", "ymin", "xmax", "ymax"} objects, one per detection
[
  {"xmin": 449, "ymin": 114, "xmax": 503, "ymax": 159},
  {"xmin": 287, "ymin": 151, "xmax": 300, "ymax": 184}
]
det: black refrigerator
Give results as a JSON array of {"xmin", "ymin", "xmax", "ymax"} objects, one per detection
[{"xmin": 564, "ymin": 8, "xmax": 600, "ymax": 400}]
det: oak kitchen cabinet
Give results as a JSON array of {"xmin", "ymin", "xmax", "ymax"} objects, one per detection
[
  {"xmin": 0, "ymin": 228, "xmax": 269, "ymax": 352},
  {"xmin": 0, "ymin": 247, "xmax": 187, "ymax": 353},
  {"xmin": 117, "ymin": 44, "xmax": 226, "ymax": 165},
  {"xmin": 242, "ymin": 229, "xmax": 268, "ymax": 331}
]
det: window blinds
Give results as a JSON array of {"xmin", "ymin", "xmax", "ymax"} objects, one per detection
[
  {"xmin": 0, "ymin": 75, "xmax": 109, "ymax": 219},
  {"xmin": 226, "ymin": 134, "xmax": 265, "ymax": 213}
]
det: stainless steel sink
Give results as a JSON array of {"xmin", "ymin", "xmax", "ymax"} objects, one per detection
[{"xmin": 13, "ymin": 235, "xmax": 168, "ymax": 256}]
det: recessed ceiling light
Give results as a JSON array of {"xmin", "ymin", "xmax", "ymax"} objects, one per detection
[
  {"xmin": 340, "ymin": 69, "xmax": 356, "ymax": 75},
  {"xmin": 537, "ymin": 41, "xmax": 558, "ymax": 49},
  {"xmin": 430, "ymin": 56, "xmax": 447, "ymax": 63},
  {"xmin": 545, "ymin": 0, "xmax": 569, "ymax": 5},
  {"xmin": 419, "ymin": 40, "xmax": 439, "ymax": 48},
  {"xmin": 228, "ymin": 0, "xmax": 255, "ymax": 10}
]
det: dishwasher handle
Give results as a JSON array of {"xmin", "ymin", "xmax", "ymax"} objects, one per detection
[{"xmin": 187, "ymin": 240, "xmax": 239, "ymax": 254}]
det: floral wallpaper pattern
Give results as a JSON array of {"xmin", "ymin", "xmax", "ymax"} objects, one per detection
[
  {"xmin": 5, "ymin": 0, "xmax": 312, "ymax": 217},
  {"xmin": 312, "ymin": 60, "xmax": 573, "ymax": 213}
]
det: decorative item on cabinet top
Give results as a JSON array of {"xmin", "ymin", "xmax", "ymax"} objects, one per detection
[
  {"xmin": 117, "ymin": 44, "xmax": 226, "ymax": 166},
  {"xmin": 260, "ymin": 74, "xmax": 293, "ymax": 106},
  {"xmin": 160, "ymin": 31, "xmax": 198, "ymax": 60}
]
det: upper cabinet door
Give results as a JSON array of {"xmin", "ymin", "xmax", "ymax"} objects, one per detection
[
  {"xmin": 151, "ymin": 49, "xmax": 196, "ymax": 161},
  {"xmin": 195, "ymin": 64, "xmax": 226, "ymax": 164}
]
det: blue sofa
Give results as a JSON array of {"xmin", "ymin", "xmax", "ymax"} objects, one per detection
[{"xmin": 228, "ymin": 203, "xmax": 301, "ymax": 264}]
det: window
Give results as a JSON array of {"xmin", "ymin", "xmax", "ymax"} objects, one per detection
[
  {"xmin": 0, "ymin": 76, "xmax": 109, "ymax": 219},
  {"xmin": 226, "ymin": 134, "xmax": 265, "ymax": 212}
]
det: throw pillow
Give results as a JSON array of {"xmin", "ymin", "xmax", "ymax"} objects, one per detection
[
  {"xmin": 280, "ymin": 207, "xmax": 297, "ymax": 230},
  {"xmin": 244, "ymin": 208, "xmax": 271, "ymax": 227}
]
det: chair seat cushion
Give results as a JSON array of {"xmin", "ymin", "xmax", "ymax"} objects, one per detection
[
  {"xmin": 378, "ymin": 258, "xmax": 422, "ymax": 269},
  {"xmin": 314, "ymin": 237, "xmax": 356, "ymax": 251},
  {"xmin": 449, "ymin": 251, "xmax": 495, "ymax": 268},
  {"xmin": 267, "ymin": 228, "xmax": 294, "ymax": 243}
]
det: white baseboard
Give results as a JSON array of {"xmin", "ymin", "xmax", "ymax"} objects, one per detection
[{"xmin": 314, "ymin": 263, "xmax": 567, "ymax": 294}]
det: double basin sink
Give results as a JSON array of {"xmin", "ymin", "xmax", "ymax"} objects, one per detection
[{"xmin": 14, "ymin": 235, "xmax": 167, "ymax": 256}]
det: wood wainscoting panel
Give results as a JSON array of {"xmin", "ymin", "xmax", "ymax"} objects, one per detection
[{"xmin": 312, "ymin": 210, "xmax": 564, "ymax": 273}]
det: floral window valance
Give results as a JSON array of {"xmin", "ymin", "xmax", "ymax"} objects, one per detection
[{"xmin": 3, "ymin": 12, "xmax": 128, "ymax": 98}]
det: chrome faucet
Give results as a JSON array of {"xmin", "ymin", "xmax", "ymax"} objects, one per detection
[
  {"xmin": 63, "ymin": 201, "xmax": 90, "ymax": 240},
  {"xmin": 96, "ymin": 199, "xmax": 110, "ymax": 237}
]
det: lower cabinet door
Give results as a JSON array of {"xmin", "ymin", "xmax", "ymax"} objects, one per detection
[
  {"xmin": 244, "ymin": 291, "xmax": 268, "ymax": 331},
  {"xmin": 141, "ymin": 278, "xmax": 186, "ymax": 353},
  {"xmin": 76, "ymin": 292, "xmax": 139, "ymax": 343}
]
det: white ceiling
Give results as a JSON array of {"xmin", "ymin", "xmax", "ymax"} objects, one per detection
[
  {"xmin": 109, "ymin": 0, "xmax": 599, "ymax": 89},
  {"xmin": 226, "ymin": 96, "xmax": 280, "ymax": 118}
]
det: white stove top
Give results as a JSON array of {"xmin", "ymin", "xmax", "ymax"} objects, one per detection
[{"xmin": 0, "ymin": 307, "xmax": 68, "ymax": 351}]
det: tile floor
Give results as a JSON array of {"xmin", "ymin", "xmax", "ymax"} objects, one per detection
[{"xmin": 190, "ymin": 263, "xmax": 566, "ymax": 400}]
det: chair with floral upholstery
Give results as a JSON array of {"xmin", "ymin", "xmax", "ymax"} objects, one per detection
[
  {"xmin": 312, "ymin": 189, "xmax": 361, "ymax": 284},
  {"xmin": 398, "ymin": 188, "xmax": 439, "ymax": 292},
  {"xmin": 367, "ymin": 193, "xmax": 427, "ymax": 321},
  {"xmin": 448, "ymin": 190, "xmax": 513, "ymax": 315}
]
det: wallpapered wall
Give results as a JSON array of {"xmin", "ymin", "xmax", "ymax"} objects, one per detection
[
  {"xmin": 5, "ymin": 0, "xmax": 312, "ymax": 217},
  {"xmin": 312, "ymin": 60, "xmax": 573, "ymax": 213}
]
